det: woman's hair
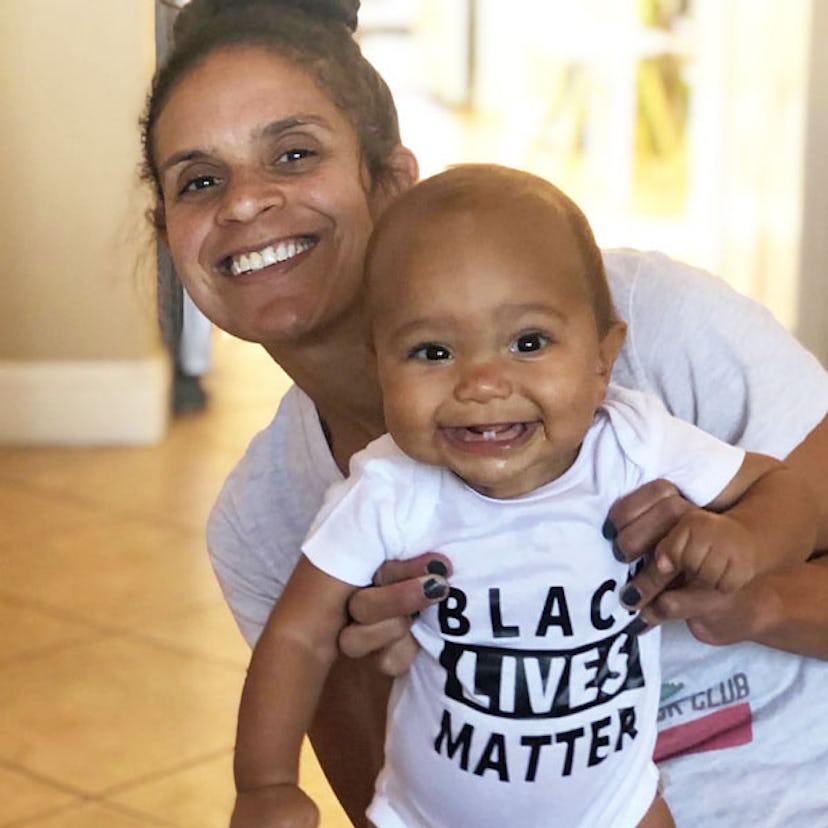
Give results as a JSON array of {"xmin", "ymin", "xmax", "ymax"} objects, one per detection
[{"xmin": 140, "ymin": 0, "xmax": 401, "ymax": 228}]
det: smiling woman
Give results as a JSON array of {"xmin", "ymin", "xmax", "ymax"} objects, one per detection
[
  {"xmin": 150, "ymin": 50, "xmax": 377, "ymax": 346},
  {"xmin": 139, "ymin": 1, "xmax": 828, "ymax": 827},
  {"xmin": 139, "ymin": 2, "xmax": 423, "ymax": 822}
]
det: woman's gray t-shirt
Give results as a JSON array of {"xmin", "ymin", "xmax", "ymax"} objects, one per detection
[{"xmin": 207, "ymin": 248, "xmax": 828, "ymax": 826}]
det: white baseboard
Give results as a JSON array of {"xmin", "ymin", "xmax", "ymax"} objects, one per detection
[{"xmin": 0, "ymin": 355, "xmax": 171, "ymax": 446}]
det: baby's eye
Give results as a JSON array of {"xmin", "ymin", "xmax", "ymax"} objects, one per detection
[
  {"xmin": 409, "ymin": 343, "xmax": 452, "ymax": 362},
  {"xmin": 180, "ymin": 175, "xmax": 219, "ymax": 195},
  {"xmin": 510, "ymin": 332, "xmax": 550, "ymax": 353}
]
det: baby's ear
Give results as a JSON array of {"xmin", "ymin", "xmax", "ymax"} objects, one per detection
[{"xmin": 596, "ymin": 320, "xmax": 627, "ymax": 378}]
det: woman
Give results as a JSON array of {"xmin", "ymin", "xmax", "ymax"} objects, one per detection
[{"xmin": 142, "ymin": 1, "xmax": 828, "ymax": 824}]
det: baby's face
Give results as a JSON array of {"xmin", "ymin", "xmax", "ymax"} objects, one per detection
[{"xmin": 371, "ymin": 204, "xmax": 618, "ymax": 499}]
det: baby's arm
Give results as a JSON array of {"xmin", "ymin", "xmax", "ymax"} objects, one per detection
[
  {"xmin": 231, "ymin": 556, "xmax": 356, "ymax": 828},
  {"xmin": 634, "ymin": 452, "xmax": 817, "ymax": 599}
]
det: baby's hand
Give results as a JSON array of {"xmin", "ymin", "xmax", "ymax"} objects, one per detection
[
  {"xmin": 231, "ymin": 784, "xmax": 319, "ymax": 828},
  {"xmin": 652, "ymin": 510, "xmax": 760, "ymax": 593}
]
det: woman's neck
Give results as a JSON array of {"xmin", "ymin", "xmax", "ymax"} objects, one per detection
[{"xmin": 264, "ymin": 314, "xmax": 386, "ymax": 473}]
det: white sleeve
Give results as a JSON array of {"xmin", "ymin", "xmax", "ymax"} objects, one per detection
[
  {"xmin": 604, "ymin": 249, "xmax": 828, "ymax": 457},
  {"xmin": 302, "ymin": 439, "xmax": 415, "ymax": 587},
  {"xmin": 607, "ymin": 386, "xmax": 746, "ymax": 507}
]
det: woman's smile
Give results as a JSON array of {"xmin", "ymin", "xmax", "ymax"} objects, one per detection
[
  {"xmin": 222, "ymin": 235, "xmax": 318, "ymax": 277},
  {"xmin": 154, "ymin": 47, "xmax": 379, "ymax": 344}
]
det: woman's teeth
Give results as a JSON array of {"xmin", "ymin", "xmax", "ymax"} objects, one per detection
[{"xmin": 229, "ymin": 238, "xmax": 314, "ymax": 275}]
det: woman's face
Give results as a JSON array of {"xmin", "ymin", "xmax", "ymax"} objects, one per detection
[{"xmin": 153, "ymin": 47, "xmax": 384, "ymax": 345}]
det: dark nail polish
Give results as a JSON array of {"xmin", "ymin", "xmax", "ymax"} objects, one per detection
[
  {"xmin": 625, "ymin": 616, "xmax": 649, "ymax": 636},
  {"xmin": 426, "ymin": 560, "xmax": 448, "ymax": 577},
  {"xmin": 611, "ymin": 541, "xmax": 626, "ymax": 562},
  {"xmin": 621, "ymin": 585, "xmax": 641, "ymax": 607},
  {"xmin": 423, "ymin": 577, "xmax": 448, "ymax": 600},
  {"xmin": 602, "ymin": 518, "xmax": 617, "ymax": 540}
]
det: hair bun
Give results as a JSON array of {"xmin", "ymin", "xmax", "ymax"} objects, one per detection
[
  {"xmin": 174, "ymin": 0, "xmax": 360, "ymax": 43},
  {"xmin": 291, "ymin": 0, "xmax": 360, "ymax": 31}
]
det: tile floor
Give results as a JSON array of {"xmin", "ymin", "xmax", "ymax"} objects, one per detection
[{"xmin": 0, "ymin": 334, "xmax": 351, "ymax": 827}]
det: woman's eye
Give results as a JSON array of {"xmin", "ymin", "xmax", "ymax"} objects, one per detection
[
  {"xmin": 276, "ymin": 148, "xmax": 316, "ymax": 165},
  {"xmin": 410, "ymin": 343, "xmax": 452, "ymax": 361},
  {"xmin": 179, "ymin": 175, "xmax": 219, "ymax": 195},
  {"xmin": 510, "ymin": 332, "xmax": 549, "ymax": 353}
]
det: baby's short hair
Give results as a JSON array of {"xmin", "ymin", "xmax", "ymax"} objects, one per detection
[{"xmin": 367, "ymin": 164, "xmax": 615, "ymax": 336}]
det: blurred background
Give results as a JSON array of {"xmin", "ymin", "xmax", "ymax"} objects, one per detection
[{"xmin": 0, "ymin": 1, "xmax": 826, "ymax": 825}]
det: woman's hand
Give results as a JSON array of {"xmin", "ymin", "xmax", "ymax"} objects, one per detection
[
  {"xmin": 605, "ymin": 479, "xmax": 693, "ymax": 608},
  {"xmin": 339, "ymin": 553, "xmax": 452, "ymax": 675},
  {"xmin": 636, "ymin": 575, "xmax": 771, "ymax": 646},
  {"xmin": 607, "ymin": 479, "xmax": 763, "ymax": 640}
]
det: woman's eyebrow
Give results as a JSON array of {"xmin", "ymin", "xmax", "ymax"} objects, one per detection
[
  {"xmin": 258, "ymin": 115, "xmax": 329, "ymax": 139},
  {"xmin": 158, "ymin": 116, "xmax": 332, "ymax": 176},
  {"xmin": 159, "ymin": 149, "xmax": 209, "ymax": 176}
]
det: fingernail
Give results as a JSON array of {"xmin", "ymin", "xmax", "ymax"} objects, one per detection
[
  {"xmin": 423, "ymin": 577, "xmax": 448, "ymax": 600},
  {"xmin": 602, "ymin": 518, "xmax": 617, "ymax": 540},
  {"xmin": 625, "ymin": 616, "xmax": 649, "ymax": 636},
  {"xmin": 621, "ymin": 585, "xmax": 641, "ymax": 607},
  {"xmin": 611, "ymin": 541, "xmax": 626, "ymax": 562},
  {"xmin": 426, "ymin": 560, "xmax": 448, "ymax": 577}
]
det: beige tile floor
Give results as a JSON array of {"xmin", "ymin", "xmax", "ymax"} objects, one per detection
[{"xmin": 0, "ymin": 334, "xmax": 351, "ymax": 827}]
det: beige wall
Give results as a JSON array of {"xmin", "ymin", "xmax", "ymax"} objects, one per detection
[
  {"xmin": 1, "ymin": 0, "xmax": 157, "ymax": 359},
  {"xmin": 797, "ymin": 0, "xmax": 828, "ymax": 365},
  {"xmin": 0, "ymin": 0, "xmax": 168, "ymax": 443}
]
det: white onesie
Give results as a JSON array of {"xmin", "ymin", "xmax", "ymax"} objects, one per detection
[{"xmin": 304, "ymin": 386, "xmax": 744, "ymax": 828}]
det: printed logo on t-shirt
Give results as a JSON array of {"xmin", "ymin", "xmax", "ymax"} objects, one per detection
[
  {"xmin": 655, "ymin": 672, "xmax": 753, "ymax": 761},
  {"xmin": 429, "ymin": 583, "xmax": 647, "ymax": 781}
]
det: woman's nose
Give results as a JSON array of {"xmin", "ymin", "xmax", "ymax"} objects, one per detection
[
  {"xmin": 453, "ymin": 362, "xmax": 513, "ymax": 404},
  {"xmin": 216, "ymin": 171, "xmax": 286, "ymax": 224}
]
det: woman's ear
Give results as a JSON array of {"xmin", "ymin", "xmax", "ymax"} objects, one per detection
[
  {"xmin": 386, "ymin": 145, "xmax": 419, "ymax": 196},
  {"xmin": 371, "ymin": 145, "xmax": 419, "ymax": 218}
]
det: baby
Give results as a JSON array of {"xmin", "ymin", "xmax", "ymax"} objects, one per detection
[{"xmin": 230, "ymin": 165, "xmax": 816, "ymax": 828}]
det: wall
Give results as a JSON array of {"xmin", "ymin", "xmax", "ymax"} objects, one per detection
[
  {"xmin": 797, "ymin": 0, "xmax": 828, "ymax": 365},
  {"xmin": 0, "ymin": 0, "xmax": 168, "ymax": 444}
]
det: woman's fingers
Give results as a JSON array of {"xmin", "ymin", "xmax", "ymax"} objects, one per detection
[
  {"xmin": 620, "ymin": 557, "xmax": 682, "ymax": 613},
  {"xmin": 643, "ymin": 580, "xmax": 762, "ymax": 647},
  {"xmin": 338, "ymin": 616, "xmax": 412, "ymax": 660},
  {"xmin": 348, "ymin": 571, "xmax": 449, "ymax": 627},
  {"xmin": 370, "ymin": 552, "xmax": 451, "ymax": 587},
  {"xmin": 375, "ymin": 633, "xmax": 422, "ymax": 677},
  {"xmin": 340, "ymin": 552, "xmax": 452, "ymax": 670},
  {"xmin": 608, "ymin": 480, "xmax": 693, "ymax": 563}
]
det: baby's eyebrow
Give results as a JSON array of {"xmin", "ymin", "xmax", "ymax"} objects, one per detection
[
  {"xmin": 385, "ymin": 314, "xmax": 456, "ymax": 342},
  {"xmin": 495, "ymin": 302, "xmax": 566, "ymax": 321}
]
